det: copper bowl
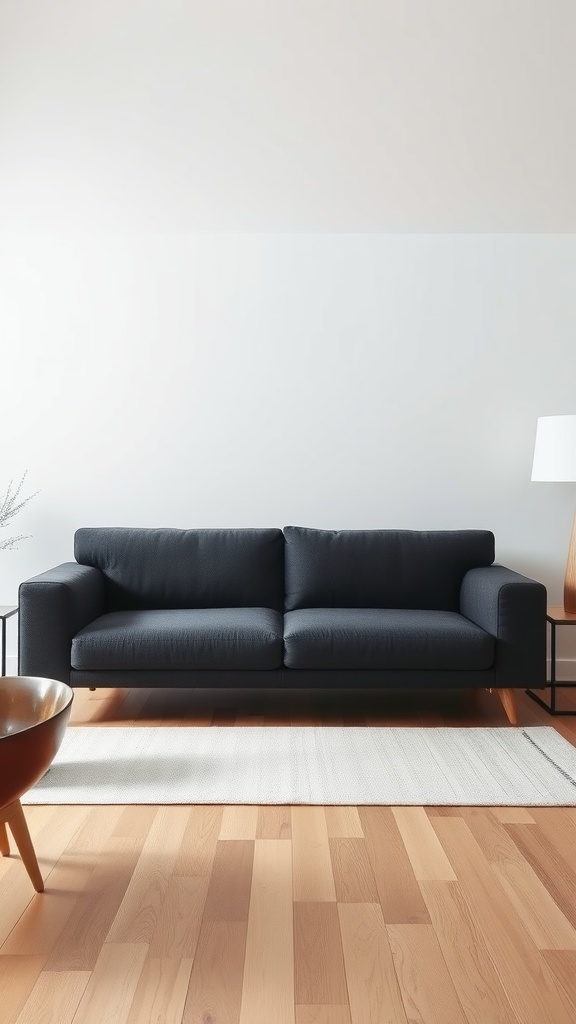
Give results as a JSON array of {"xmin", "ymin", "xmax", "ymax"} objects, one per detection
[{"xmin": 0, "ymin": 676, "xmax": 74, "ymax": 809}]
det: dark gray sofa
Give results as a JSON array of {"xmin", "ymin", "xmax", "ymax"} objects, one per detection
[{"xmin": 18, "ymin": 526, "xmax": 547, "ymax": 723}]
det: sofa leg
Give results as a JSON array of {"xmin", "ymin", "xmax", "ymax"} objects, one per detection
[{"xmin": 495, "ymin": 688, "xmax": 518, "ymax": 725}]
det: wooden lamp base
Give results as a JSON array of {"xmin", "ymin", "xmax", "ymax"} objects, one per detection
[{"xmin": 563, "ymin": 511, "xmax": 576, "ymax": 614}]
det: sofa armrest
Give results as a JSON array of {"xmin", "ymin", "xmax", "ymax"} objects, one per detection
[
  {"xmin": 19, "ymin": 563, "xmax": 106, "ymax": 683},
  {"xmin": 460, "ymin": 565, "xmax": 547, "ymax": 689}
]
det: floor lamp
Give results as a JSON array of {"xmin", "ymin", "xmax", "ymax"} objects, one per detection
[{"xmin": 531, "ymin": 414, "xmax": 576, "ymax": 613}]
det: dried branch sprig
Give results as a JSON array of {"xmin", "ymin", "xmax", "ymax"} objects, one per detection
[{"xmin": 0, "ymin": 472, "xmax": 38, "ymax": 551}]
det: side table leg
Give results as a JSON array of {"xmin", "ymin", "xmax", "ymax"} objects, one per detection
[{"xmin": 550, "ymin": 619, "xmax": 556, "ymax": 713}]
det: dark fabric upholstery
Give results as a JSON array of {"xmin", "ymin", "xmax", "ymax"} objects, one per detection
[
  {"xmin": 71, "ymin": 607, "xmax": 284, "ymax": 671},
  {"xmin": 70, "ymin": 668, "xmax": 498, "ymax": 688},
  {"xmin": 19, "ymin": 563, "xmax": 105, "ymax": 683},
  {"xmin": 460, "ymin": 565, "xmax": 547, "ymax": 689},
  {"xmin": 284, "ymin": 526, "xmax": 495, "ymax": 612},
  {"xmin": 283, "ymin": 608, "xmax": 495, "ymax": 671},
  {"xmin": 18, "ymin": 527, "xmax": 545, "ymax": 694},
  {"xmin": 74, "ymin": 527, "xmax": 285, "ymax": 612}
]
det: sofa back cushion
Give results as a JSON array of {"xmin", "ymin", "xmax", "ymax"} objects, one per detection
[
  {"xmin": 284, "ymin": 526, "xmax": 495, "ymax": 612},
  {"xmin": 74, "ymin": 528, "xmax": 285, "ymax": 611}
]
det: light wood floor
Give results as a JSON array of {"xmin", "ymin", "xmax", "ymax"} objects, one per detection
[{"xmin": 2, "ymin": 685, "xmax": 576, "ymax": 1024}]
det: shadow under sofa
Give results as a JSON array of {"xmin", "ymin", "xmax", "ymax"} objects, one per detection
[{"xmin": 18, "ymin": 526, "xmax": 547, "ymax": 725}]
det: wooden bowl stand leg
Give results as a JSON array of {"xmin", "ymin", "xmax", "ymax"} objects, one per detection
[
  {"xmin": 0, "ymin": 799, "xmax": 44, "ymax": 892},
  {"xmin": 0, "ymin": 821, "xmax": 9, "ymax": 856}
]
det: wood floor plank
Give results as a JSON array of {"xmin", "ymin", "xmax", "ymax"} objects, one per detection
[
  {"xmin": 256, "ymin": 805, "xmax": 291, "ymax": 839},
  {"xmin": 126, "ymin": 957, "xmax": 194, "ymax": 1024},
  {"xmin": 492, "ymin": 861, "xmax": 576, "ymax": 950},
  {"xmin": 358, "ymin": 807, "xmax": 430, "ymax": 924},
  {"xmin": 329, "ymin": 838, "xmax": 380, "ymax": 903},
  {"xmin": 45, "ymin": 837, "xmax": 143, "ymax": 971},
  {"xmin": 491, "ymin": 808, "xmax": 536, "ymax": 824},
  {"xmin": 264, "ymin": 712, "xmax": 293, "ymax": 725},
  {"xmin": 68, "ymin": 687, "xmax": 119, "ymax": 723},
  {"xmin": 219, "ymin": 805, "xmax": 259, "ymax": 840},
  {"xmin": 112, "ymin": 807, "xmax": 158, "ymax": 840},
  {"xmin": 292, "ymin": 807, "xmax": 336, "ymax": 902},
  {"xmin": 324, "ymin": 807, "xmax": 364, "ymax": 838},
  {"xmin": 66, "ymin": 805, "xmax": 125, "ymax": 852},
  {"xmin": 387, "ymin": 923, "xmax": 469, "ymax": 1023},
  {"xmin": 338, "ymin": 901, "xmax": 408, "ymax": 1024},
  {"xmin": 458, "ymin": 807, "xmax": 527, "ymax": 864},
  {"xmin": 182, "ymin": 920, "xmax": 248, "ymax": 1024},
  {"xmin": 173, "ymin": 805, "xmax": 223, "ymax": 877},
  {"xmin": 504, "ymin": 822, "xmax": 576, "ymax": 930},
  {"xmin": 0, "ymin": 956, "xmax": 47, "ymax": 1024},
  {"xmin": 542, "ymin": 951, "xmax": 576, "ymax": 1012},
  {"xmin": 1, "ymin": 849, "xmax": 94, "ymax": 955},
  {"xmin": 419, "ymin": 880, "xmax": 521, "ymax": 1024},
  {"xmin": 431, "ymin": 816, "xmax": 576, "ymax": 1024},
  {"xmin": 7, "ymin": 810, "xmax": 126, "ymax": 961},
  {"xmin": 239, "ymin": 840, "xmax": 294, "ymax": 1024},
  {"xmin": 528, "ymin": 807, "xmax": 576, "ymax": 864},
  {"xmin": 13, "ymin": 969, "xmax": 91, "ymax": 1024},
  {"xmin": 202, "ymin": 840, "xmax": 254, "ymax": 923},
  {"xmin": 459, "ymin": 808, "xmax": 576, "ymax": 949},
  {"xmin": 72, "ymin": 942, "xmax": 148, "ymax": 1024},
  {"xmin": 294, "ymin": 902, "xmax": 348, "ymax": 1005},
  {"xmin": 103, "ymin": 687, "xmax": 153, "ymax": 725},
  {"xmin": 106, "ymin": 807, "xmax": 190, "ymax": 943},
  {"xmin": 0, "ymin": 852, "xmax": 14, "ymax": 883},
  {"xmin": 295, "ymin": 1008, "xmax": 351, "ymax": 1024},
  {"xmin": 392, "ymin": 808, "xmax": 457, "ymax": 882},
  {"xmin": 0, "ymin": 806, "xmax": 91, "ymax": 948},
  {"xmin": 148, "ymin": 875, "xmax": 209, "ymax": 959},
  {"xmin": 234, "ymin": 714, "xmax": 265, "ymax": 726},
  {"xmin": 5, "ymin": 687, "xmax": 576, "ymax": 1023},
  {"xmin": 11, "ymin": 805, "xmax": 55, "ymax": 837}
]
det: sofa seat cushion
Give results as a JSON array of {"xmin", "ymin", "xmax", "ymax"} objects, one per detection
[
  {"xmin": 71, "ymin": 608, "xmax": 283, "ymax": 671},
  {"xmin": 283, "ymin": 608, "xmax": 495, "ymax": 671}
]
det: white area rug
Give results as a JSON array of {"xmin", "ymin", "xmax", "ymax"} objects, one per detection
[{"xmin": 22, "ymin": 725, "xmax": 576, "ymax": 806}]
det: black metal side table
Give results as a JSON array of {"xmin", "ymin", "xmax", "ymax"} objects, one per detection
[
  {"xmin": 0, "ymin": 605, "xmax": 18, "ymax": 677},
  {"xmin": 526, "ymin": 605, "xmax": 576, "ymax": 715}
]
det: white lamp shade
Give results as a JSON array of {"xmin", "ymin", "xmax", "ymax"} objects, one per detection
[{"xmin": 531, "ymin": 415, "xmax": 576, "ymax": 482}]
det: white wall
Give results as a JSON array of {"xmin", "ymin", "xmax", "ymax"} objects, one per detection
[
  {"xmin": 2, "ymin": 232, "xmax": 575, "ymax": 590},
  {"xmin": 1, "ymin": 0, "xmax": 575, "ymax": 232},
  {"xmin": 1, "ymin": 3, "xmax": 576, "ymax": 666}
]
